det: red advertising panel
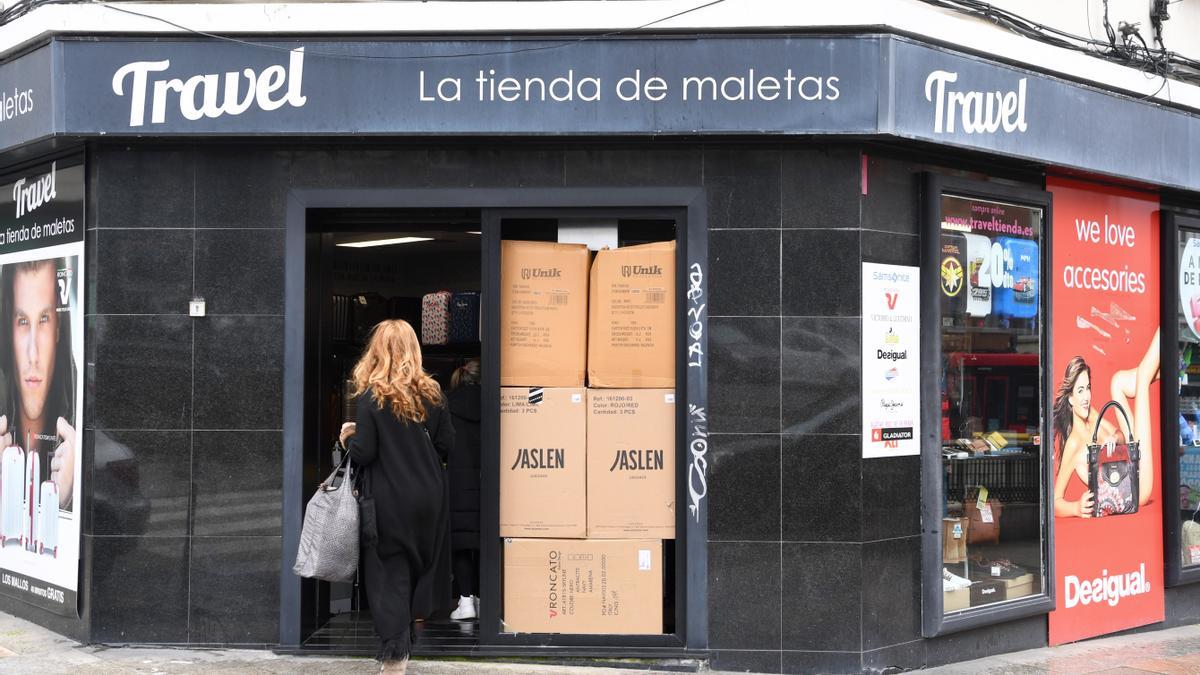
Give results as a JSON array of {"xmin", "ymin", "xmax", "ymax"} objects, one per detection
[{"xmin": 1048, "ymin": 177, "xmax": 1162, "ymax": 644}]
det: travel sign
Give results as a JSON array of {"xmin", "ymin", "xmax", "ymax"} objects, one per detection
[{"xmin": 0, "ymin": 35, "xmax": 1195, "ymax": 191}]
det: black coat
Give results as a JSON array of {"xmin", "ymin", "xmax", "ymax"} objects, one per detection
[
  {"xmin": 347, "ymin": 389, "xmax": 455, "ymax": 615},
  {"xmin": 447, "ymin": 384, "xmax": 481, "ymax": 550}
]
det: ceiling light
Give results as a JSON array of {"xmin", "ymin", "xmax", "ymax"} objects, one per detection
[
  {"xmin": 467, "ymin": 231, "xmax": 482, "ymax": 235},
  {"xmin": 336, "ymin": 236, "xmax": 434, "ymax": 248}
]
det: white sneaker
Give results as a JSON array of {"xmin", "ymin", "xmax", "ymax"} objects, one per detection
[
  {"xmin": 450, "ymin": 595, "xmax": 477, "ymax": 620},
  {"xmin": 942, "ymin": 568, "xmax": 972, "ymax": 590}
]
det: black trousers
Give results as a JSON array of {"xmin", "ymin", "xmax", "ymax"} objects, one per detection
[
  {"xmin": 363, "ymin": 547, "xmax": 414, "ymax": 661},
  {"xmin": 452, "ymin": 548, "xmax": 479, "ymax": 598}
]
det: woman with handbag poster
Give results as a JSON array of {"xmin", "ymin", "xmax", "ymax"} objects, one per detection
[
  {"xmin": 339, "ymin": 319, "xmax": 455, "ymax": 674},
  {"xmin": 1052, "ymin": 329, "xmax": 1160, "ymax": 518}
]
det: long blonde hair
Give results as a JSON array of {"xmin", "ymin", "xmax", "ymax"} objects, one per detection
[{"xmin": 351, "ymin": 319, "xmax": 443, "ymax": 422}]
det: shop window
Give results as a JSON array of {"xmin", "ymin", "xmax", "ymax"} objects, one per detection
[
  {"xmin": 922, "ymin": 175, "xmax": 1055, "ymax": 635},
  {"xmin": 1166, "ymin": 213, "xmax": 1200, "ymax": 585}
]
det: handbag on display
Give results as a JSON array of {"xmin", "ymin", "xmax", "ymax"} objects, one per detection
[
  {"xmin": 965, "ymin": 495, "xmax": 1003, "ymax": 545},
  {"xmin": 293, "ymin": 448, "xmax": 360, "ymax": 582},
  {"xmin": 1087, "ymin": 401, "xmax": 1140, "ymax": 517}
]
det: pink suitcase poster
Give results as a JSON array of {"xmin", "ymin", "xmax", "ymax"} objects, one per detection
[
  {"xmin": 1, "ymin": 446, "xmax": 22, "ymax": 547},
  {"xmin": 37, "ymin": 482, "xmax": 57, "ymax": 557},
  {"xmin": 22, "ymin": 450, "xmax": 38, "ymax": 552}
]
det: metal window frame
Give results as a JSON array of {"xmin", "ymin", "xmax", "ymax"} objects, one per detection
[
  {"xmin": 1161, "ymin": 210, "xmax": 1200, "ymax": 587},
  {"xmin": 279, "ymin": 187, "xmax": 709, "ymax": 653},
  {"xmin": 920, "ymin": 173, "xmax": 1056, "ymax": 637}
]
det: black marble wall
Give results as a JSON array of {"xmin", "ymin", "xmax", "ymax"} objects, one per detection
[{"xmin": 73, "ymin": 141, "xmax": 1117, "ymax": 670}]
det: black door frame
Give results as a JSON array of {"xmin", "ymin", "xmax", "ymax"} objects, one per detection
[{"xmin": 280, "ymin": 187, "xmax": 709, "ymax": 653}]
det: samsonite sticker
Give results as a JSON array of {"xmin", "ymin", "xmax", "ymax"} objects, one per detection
[{"xmin": 638, "ymin": 549, "xmax": 652, "ymax": 571}]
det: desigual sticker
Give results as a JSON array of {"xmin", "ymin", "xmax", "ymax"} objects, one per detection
[{"xmin": 941, "ymin": 256, "xmax": 964, "ymax": 297}]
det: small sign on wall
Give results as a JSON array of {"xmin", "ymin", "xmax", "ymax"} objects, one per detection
[{"xmin": 862, "ymin": 263, "xmax": 921, "ymax": 458}]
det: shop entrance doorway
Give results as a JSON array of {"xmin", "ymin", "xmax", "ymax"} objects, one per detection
[
  {"xmin": 299, "ymin": 208, "xmax": 483, "ymax": 655},
  {"xmin": 280, "ymin": 188, "xmax": 709, "ymax": 657}
]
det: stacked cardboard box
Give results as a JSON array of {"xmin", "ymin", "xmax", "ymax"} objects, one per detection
[
  {"xmin": 587, "ymin": 241, "xmax": 676, "ymax": 388},
  {"xmin": 500, "ymin": 240, "xmax": 590, "ymax": 387},
  {"xmin": 498, "ymin": 238, "xmax": 676, "ymax": 635},
  {"xmin": 503, "ymin": 538, "xmax": 663, "ymax": 634},
  {"xmin": 499, "ymin": 387, "xmax": 587, "ymax": 538}
]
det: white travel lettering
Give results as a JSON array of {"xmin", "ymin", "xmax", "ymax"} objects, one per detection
[
  {"xmin": 925, "ymin": 70, "xmax": 1028, "ymax": 135},
  {"xmin": 112, "ymin": 60, "xmax": 171, "ymax": 127},
  {"xmin": 112, "ymin": 48, "xmax": 308, "ymax": 127},
  {"xmin": 12, "ymin": 162, "xmax": 57, "ymax": 219}
]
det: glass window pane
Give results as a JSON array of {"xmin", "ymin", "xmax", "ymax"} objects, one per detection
[
  {"xmin": 1178, "ymin": 229, "xmax": 1200, "ymax": 567},
  {"xmin": 939, "ymin": 194, "xmax": 1045, "ymax": 615}
]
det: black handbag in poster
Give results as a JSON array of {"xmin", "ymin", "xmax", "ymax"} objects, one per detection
[{"xmin": 1087, "ymin": 401, "xmax": 1140, "ymax": 517}]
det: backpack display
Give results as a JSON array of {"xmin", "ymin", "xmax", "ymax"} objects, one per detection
[
  {"xmin": 449, "ymin": 292, "xmax": 481, "ymax": 344},
  {"xmin": 963, "ymin": 233, "xmax": 992, "ymax": 319},
  {"xmin": 421, "ymin": 291, "xmax": 453, "ymax": 345},
  {"xmin": 994, "ymin": 237, "xmax": 1039, "ymax": 320},
  {"xmin": 1087, "ymin": 401, "xmax": 1140, "ymax": 517},
  {"xmin": 939, "ymin": 232, "xmax": 967, "ymax": 323}
]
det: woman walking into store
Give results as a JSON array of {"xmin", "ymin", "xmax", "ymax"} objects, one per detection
[
  {"xmin": 340, "ymin": 319, "xmax": 455, "ymax": 674},
  {"xmin": 447, "ymin": 359, "xmax": 481, "ymax": 620}
]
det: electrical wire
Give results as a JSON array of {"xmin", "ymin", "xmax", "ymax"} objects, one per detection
[
  {"xmin": 13, "ymin": 0, "xmax": 729, "ymax": 62},
  {"xmin": 918, "ymin": 0, "xmax": 1200, "ymax": 91}
]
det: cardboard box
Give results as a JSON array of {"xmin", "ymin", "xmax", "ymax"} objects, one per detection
[
  {"xmin": 969, "ymin": 579, "xmax": 1007, "ymax": 607},
  {"xmin": 944, "ymin": 587, "xmax": 970, "ymax": 612},
  {"xmin": 588, "ymin": 241, "xmax": 675, "ymax": 388},
  {"xmin": 500, "ymin": 387, "xmax": 587, "ymax": 537},
  {"xmin": 501, "ymin": 240, "xmax": 591, "ymax": 387},
  {"xmin": 586, "ymin": 389, "xmax": 676, "ymax": 539},
  {"xmin": 503, "ymin": 538, "xmax": 663, "ymax": 634}
]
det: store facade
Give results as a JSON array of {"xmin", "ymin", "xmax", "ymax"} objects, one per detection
[{"xmin": 0, "ymin": 30, "xmax": 1198, "ymax": 674}]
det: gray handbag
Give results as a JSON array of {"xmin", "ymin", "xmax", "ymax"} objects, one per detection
[{"xmin": 292, "ymin": 450, "xmax": 359, "ymax": 582}]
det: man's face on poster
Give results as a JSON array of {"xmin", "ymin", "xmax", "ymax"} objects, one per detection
[{"xmin": 12, "ymin": 264, "xmax": 57, "ymax": 424}]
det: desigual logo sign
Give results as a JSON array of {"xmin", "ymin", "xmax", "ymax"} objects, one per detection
[
  {"xmin": 111, "ymin": 48, "xmax": 308, "ymax": 127},
  {"xmin": 621, "ymin": 264, "xmax": 663, "ymax": 278},
  {"xmin": 520, "ymin": 267, "xmax": 561, "ymax": 280},
  {"xmin": 924, "ymin": 70, "xmax": 1028, "ymax": 135},
  {"xmin": 941, "ymin": 257, "xmax": 963, "ymax": 296}
]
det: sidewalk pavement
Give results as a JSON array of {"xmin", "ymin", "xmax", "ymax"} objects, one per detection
[
  {"xmin": 3, "ymin": 606, "xmax": 1200, "ymax": 675},
  {"xmin": 925, "ymin": 623, "xmax": 1200, "ymax": 674},
  {"xmin": 0, "ymin": 610, "xmax": 695, "ymax": 674}
]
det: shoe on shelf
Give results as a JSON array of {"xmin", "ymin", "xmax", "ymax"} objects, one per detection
[
  {"xmin": 942, "ymin": 567, "xmax": 972, "ymax": 590},
  {"xmin": 450, "ymin": 594, "xmax": 477, "ymax": 620}
]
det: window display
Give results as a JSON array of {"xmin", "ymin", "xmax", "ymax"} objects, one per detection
[
  {"xmin": 1177, "ymin": 228, "xmax": 1200, "ymax": 567},
  {"xmin": 938, "ymin": 193, "xmax": 1046, "ymax": 615}
]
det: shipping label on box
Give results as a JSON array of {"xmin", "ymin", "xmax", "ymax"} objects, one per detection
[
  {"xmin": 503, "ymin": 538, "xmax": 663, "ymax": 635},
  {"xmin": 587, "ymin": 389, "xmax": 675, "ymax": 538},
  {"xmin": 500, "ymin": 387, "xmax": 587, "ymax": 537},
  {"xmin": 501, "ymin": 240, "xmax": 590, "ymax": 387},
  {"xmin": 588, "ymin": 241, "xmax": 675, "ymax": 388}
]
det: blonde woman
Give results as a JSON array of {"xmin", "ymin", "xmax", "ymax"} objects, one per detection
[{"xmin": 340, "ymin": 320, "xmax": 455, "ymax": 674}]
